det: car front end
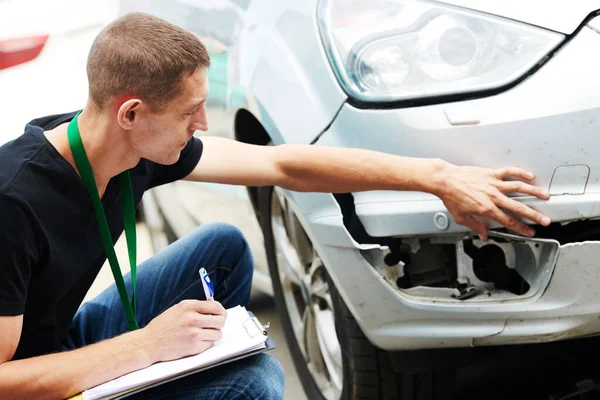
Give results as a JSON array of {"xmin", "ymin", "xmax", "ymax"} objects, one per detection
[{"xmin": 282, "ymin": 0, "xmax": 600, "ymax": 351}]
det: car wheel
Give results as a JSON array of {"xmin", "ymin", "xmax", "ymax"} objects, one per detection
[{"xmin": 259, "ymin": 186, "xmax": 456, "ymax": 400}]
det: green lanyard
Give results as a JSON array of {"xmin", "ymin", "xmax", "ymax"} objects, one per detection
[{"xmin": 67, "ymin": 112, "xmax": 139, "ymax": 331}]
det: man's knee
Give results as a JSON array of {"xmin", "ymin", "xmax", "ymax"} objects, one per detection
[
  {"xmin": 244, "ymin": 354, "xmax": 285, "ymax": 399},
  {"xmin": 201, "ymin": 222, "xmax": 245, "ymax": 242},
  {"xmin": 192, "ymin": 222, "xmax": 252, "ymax": 265},
  {"xmin": 195, "ymin": 222, "xmax": 246, "ymax": 248}
]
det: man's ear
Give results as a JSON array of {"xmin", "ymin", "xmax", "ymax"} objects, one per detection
[{"xmin": 116, "ymin": 98, "xmax": 144, "ymax": 130}]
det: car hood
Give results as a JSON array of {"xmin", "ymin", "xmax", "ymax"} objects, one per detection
[{"xmin": 438, "ymin": 0, "xmax": 599, "ymax": 34}]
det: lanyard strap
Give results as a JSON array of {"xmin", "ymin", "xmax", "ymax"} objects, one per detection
[{"xmin": 67, "ymin": 112, "xmax": 139, "ymax": 331}]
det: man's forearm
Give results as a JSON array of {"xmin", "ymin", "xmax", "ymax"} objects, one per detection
[
  {"xmin": 275, "ymin": 144, "xmax": 447, "ymax": 195},
  {"xmin": 0, "ymin": 329, "xmax": 152, "ymax": 400}
]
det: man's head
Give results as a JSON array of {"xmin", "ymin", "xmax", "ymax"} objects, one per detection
[{"xmin": 86, "ymin": 12, "xmax": 211, "ymax": 164}]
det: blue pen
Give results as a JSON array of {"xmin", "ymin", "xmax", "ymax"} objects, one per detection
[{"xmin": 199, "ymin": 267, "xmax": 214, "ymax": 301}]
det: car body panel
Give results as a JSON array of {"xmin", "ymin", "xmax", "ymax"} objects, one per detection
[
  {"xmin": 316, "ymin": 25, "xmax": 600, "ymax": 237},
  {"xmin": 437, "ymin": 0, "xmax": 599, "ymax": 34},
  {"xmin": 228, "ymin": 0, "xmax": 347, "ymax": 145}
]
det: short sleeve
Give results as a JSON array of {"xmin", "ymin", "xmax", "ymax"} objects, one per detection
[
  {"xmin": 0, "ymin": 195, "xmax": 37, "ymax": 316},
  {"xmin": 147, "ymin": 137, "xmax": 203, "ymax": 188}
]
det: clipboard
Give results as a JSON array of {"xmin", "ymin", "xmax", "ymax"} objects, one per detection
[
  {"xmin": 109, "ymin": 312, "xmax": 275, "ymax": 400},
  {"xmin": 69, "ymin": 308, "xmax": 275, "ymax": 400}
]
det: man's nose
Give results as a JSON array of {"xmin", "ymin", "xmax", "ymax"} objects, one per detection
[{"xmin": 191, "ymin": 112, "xmax": 208, "ymax": 132}]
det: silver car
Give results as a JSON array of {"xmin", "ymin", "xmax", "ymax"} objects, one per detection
[{"xmin": 122, "ymin": 0, "xmax": 600, "ymax": 398}]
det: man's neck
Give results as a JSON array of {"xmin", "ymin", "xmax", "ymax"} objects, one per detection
[{"xmin": 46, "ymin": 106, "xmax": 141, "ymax": 196}]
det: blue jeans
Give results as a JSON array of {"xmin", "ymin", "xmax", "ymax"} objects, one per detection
[{"xmin": 63, "ymin": 223, "xmax": 285, "ymax": 400}]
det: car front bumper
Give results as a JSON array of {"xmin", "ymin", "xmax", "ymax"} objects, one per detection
[{"xmin": 304, "ymin": 230, "xmax": 600, "ymax": 350}]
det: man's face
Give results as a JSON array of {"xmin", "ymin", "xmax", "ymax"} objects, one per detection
[{"xmin": 132, "ymin": 68, "xmax": 209, "ymax": 165}]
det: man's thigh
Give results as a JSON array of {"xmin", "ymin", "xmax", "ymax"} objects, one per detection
[{"xmin": 128, "ymin": 353, "xmax": 285, "ymax": 400}]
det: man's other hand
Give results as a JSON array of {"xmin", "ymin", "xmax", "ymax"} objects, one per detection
[{"xmin": 435, "ymin": 163, "xmax": 551, "ymax": 240}]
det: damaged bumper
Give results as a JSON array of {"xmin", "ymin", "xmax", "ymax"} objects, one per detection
[{"xmin": 302, "ymin": 217, "xmax": 600, "ymax": 350}]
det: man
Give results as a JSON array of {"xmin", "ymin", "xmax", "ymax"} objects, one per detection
[{"xmin": 0, "ymin": 12, "xmax": 551, "ymax": 400}]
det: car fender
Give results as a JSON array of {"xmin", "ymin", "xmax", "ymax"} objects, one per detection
[{"xmin": 227, "ymin": 0, "xmax": 346, "ymax": 145}]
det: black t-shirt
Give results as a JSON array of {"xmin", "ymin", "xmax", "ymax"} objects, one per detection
[{"xmin": 0, "ymin": 111, "xmax": 203, "ymax": 360}]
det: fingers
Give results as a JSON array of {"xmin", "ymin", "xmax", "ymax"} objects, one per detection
[
  {"xmin": 455, "ymin": 214, "xmax": 488, "ymax": 240},
  {"xmin": 452, "ymin": 193, "xmax": 549, "ymax": 238},
  {"xmin": 181, "ymin": 299, "xmax": 227, "ymax": 316},
  {"xmin": 497, "ymin": 180, "xmax": 550, "ymax": 200},
  {"xmin": 447, "ymin": 166, "xmax": 552, "ymax": 239},
  {"xmin": 495, "ymin": 167, "xmax": 535, "ymax": 181},
  {"xmin": 193, "ymin": 314, "xmax": 226, "ymax": 330},
  {"xmin": 196, "ymin": 340, "xmax": 214, "ymax": 354},
  {"xmin": 480, "ymin": 202, "xmax": 535, "ymax": 237},
  {"xmin": 495, "ymin": 196, "xmax": 551, "ymax": 227},
  {"xmin": 199, "ymin": 327, "xmax": 223, "ymax": 342},
  {"xmin": 197, "ymin": 301, "xmax": 227, "ymax": 316}
]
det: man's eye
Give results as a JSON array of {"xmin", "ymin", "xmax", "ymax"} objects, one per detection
[{"xmin": 185, "ymin": 107, "xmax": 199, "ymax": 116}]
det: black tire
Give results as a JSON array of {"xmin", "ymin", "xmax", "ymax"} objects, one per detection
[
  {"xmin": 331, "ymin": 279, "xmax": 456, "ymax": 400},
  {"xmin": 259, "ymin": 186, "xmax": 456, "ymax": 400}
]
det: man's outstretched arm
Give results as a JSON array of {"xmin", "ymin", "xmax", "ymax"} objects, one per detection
[{"xmin": 184, "ymin": 137, "xmax": 551, "ymax": 239}]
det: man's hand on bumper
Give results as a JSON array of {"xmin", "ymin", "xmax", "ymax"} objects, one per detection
[{"xmin": 434, "ymin": 163, "xmax": 551, "ymax": 240}]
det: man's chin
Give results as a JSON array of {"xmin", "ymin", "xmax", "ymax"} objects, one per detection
[{"xmin": 149, "ymin": 152, "xmax": 181, "ymax": 165}]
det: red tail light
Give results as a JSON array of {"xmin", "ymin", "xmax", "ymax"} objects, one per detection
[{"xmin": 0, "ymin": 35, "xmax": 49, "ymax": 70}]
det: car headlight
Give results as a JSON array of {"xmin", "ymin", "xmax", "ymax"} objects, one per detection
[{"xmin": 317, "ymin": 0, "xmax": 565, "ymax": 103}]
